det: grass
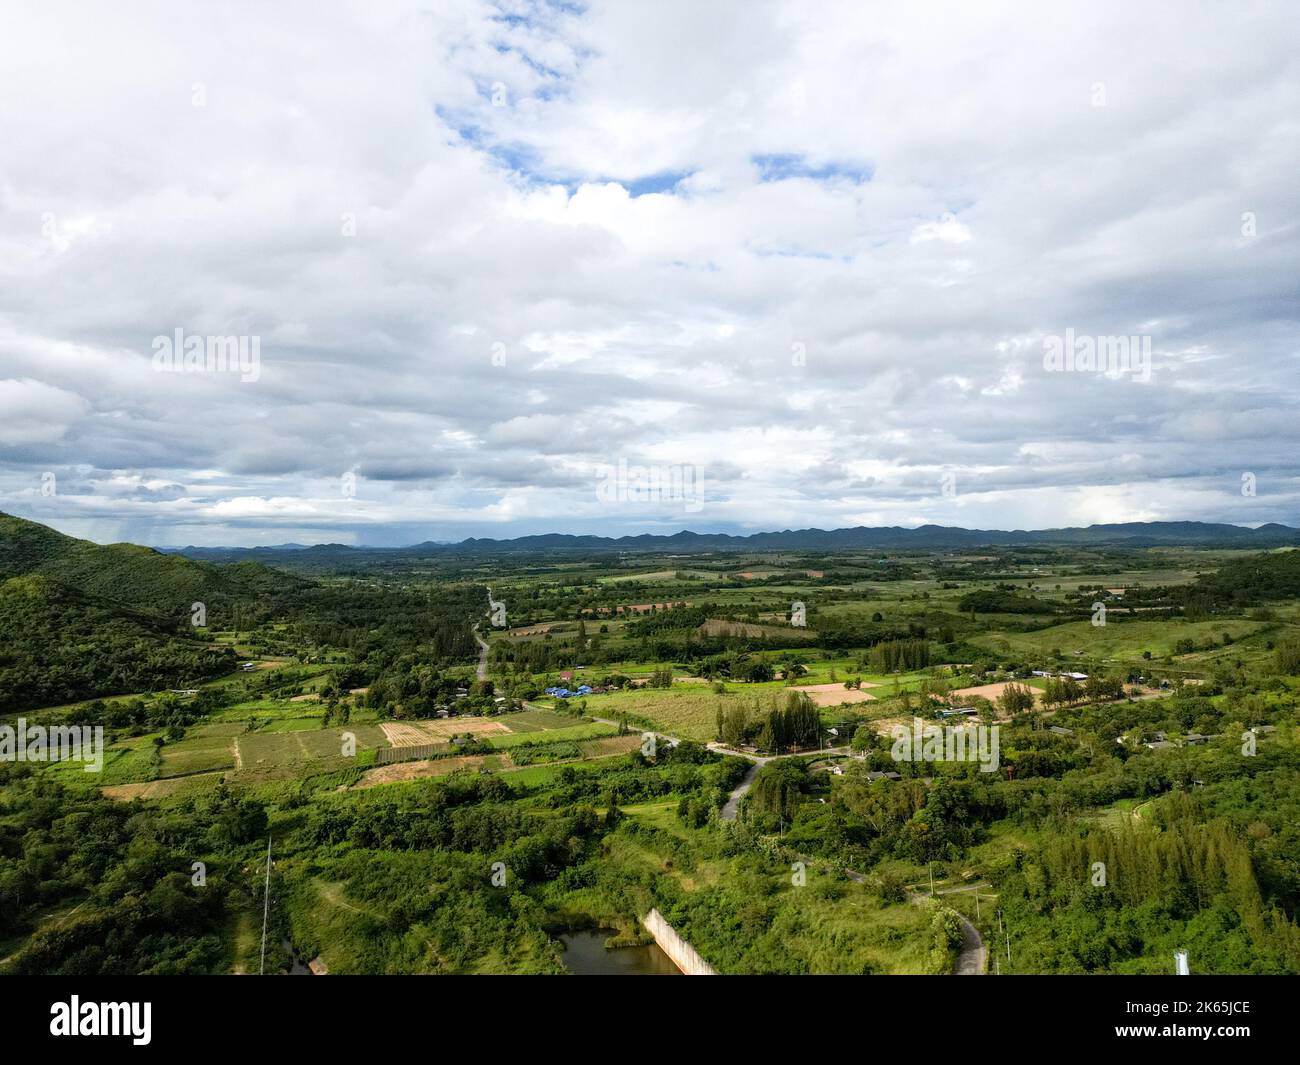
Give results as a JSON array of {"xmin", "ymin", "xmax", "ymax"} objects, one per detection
[
  {"xmin": 486, "ymin": 721, "xmax": 618, "ymax": 749},
  {"xmin": 499, "ymin": 708, "xmax": 578, "ymax": 732},
  {"xmin": 237, "ymin": 724, "xmax": 388, "ymax": 769},
  {"xmin": 968, "ymin": 617, "xmax": 1266, "ymax": 663}
]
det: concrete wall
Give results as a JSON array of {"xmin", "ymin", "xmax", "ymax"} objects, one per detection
[{"xmin": 642, "ymin": 908, "xmax": 717, "ymax": 976}]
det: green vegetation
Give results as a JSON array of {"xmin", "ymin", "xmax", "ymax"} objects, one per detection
[{"xmin": 2, "ymin": 511, "xmax": 1298, "ymax": 975}]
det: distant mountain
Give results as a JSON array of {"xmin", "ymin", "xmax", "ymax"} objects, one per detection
[
  {"xmin": 161, "ymin": 519, "xmax": 1300, "ymax": 562},
  {"xmin": 169, "ymin": 542, "xmax": 359, "ymax": 563}
]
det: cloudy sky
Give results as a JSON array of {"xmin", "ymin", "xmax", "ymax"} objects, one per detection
[{"xmin": 2, "ymin": 1, "xmax": 1298, "ymax": 547}]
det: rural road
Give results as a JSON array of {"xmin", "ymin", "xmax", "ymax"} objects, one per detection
[
  {"xmin": 720, "ymin": 760, "xmax": 765, "ymax": 821},
  {"xmin": 951, "ymin": 912, "xmax": 987, "ymax": 975},
  {"xmin": 713, "ymin": 744, "xmax": 849, "ymax": 821},
  {"xmin": 472, "ymin": 625, "xmax": 489, "ymax": 681},
  {"xmin": 567, "ymin": 719, "xmax": 847, "ymax": 823}
]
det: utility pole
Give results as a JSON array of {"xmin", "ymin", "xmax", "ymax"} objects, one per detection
[
  {"xmin": 928, "ymin": 861, "xmax": 935, "ymax": 896},
  {"xmin": 259, "ymin": 835, "xmax": 272, "ymax": 976}
]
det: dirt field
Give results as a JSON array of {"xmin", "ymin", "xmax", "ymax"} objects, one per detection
[
  {"xmin": 101, "ymin": 772, "xmax": 224, "ymax": 802},
  {"xmin": 950, "ymin": 681, "xmax": 1042, "ymax": 706},
  {"xmin": 354, "ymin": 755, "xmax": 494, "ymax": 788},
  {"xmin": 380, "ymin": 718, "xmax": 510, "ymax": 747},
  {"xmin": 790, "ymin": 682, "xmax": 878, "ymax": 706}
]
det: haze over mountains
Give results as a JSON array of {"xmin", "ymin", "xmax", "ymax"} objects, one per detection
[{"xmin": 164, "ymin": 520, "xmax": 1300, "ymax": 562}]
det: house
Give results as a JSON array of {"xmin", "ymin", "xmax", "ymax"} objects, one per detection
[
  {"xmin": 1145, "ymin": 740, "xmax": 1177, "ymax": 750},
  {"xmin": 1031, "ymin": 670, "xmax": 1053, "ymax": 678},
  {"xmin": 1062, "ymin": 672, "xmax": 1088, "ymax": 681},
  {"xmin": 1250, "ymin": 724, "xmax": 1277, "ymax": 735},
  {"xmin": 935, "ymin": 707, "xmax": 978, "ymax": 719},
  {"xmin": 1047, "ymin": 725, "xmax": 1074, "ymax": 737},
  {"xmin": 1184, "ymin": 733, "xmax": 1210, "ymax": 745},
  {"xmin": 866, "ymin": 770, "xmax": 902, "ymax": 782},
  {"xmin": 240, "ymin": 662, "xmax": 257, "ymax": 671}
]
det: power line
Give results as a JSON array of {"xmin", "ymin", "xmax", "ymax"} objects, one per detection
[{"xmin": 259, "ymin": 834, "xmax": 272, "ymax": 976}]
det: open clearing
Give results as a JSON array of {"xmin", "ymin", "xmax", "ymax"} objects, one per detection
[
  {"xmin": 354, "ymin": 755, "xmax": 496, "ymax": 788},
  {"xmin": 101, "ymin": 772, "xmax": 225, "ymax": 802},
  {"xmin": 500, "ymin": 708, "xmax": 578, "ymax": 732},
  {"xmin": 950, "ymin": 681, "xmax": 1044, "ymax": 705},
  {"xmin": 380, "ymin": 717, "xmax": 509, "ymax": 747},
  {"xmin": 790, "ymin": 682, "xmax": 878, "ymax": 706},
  {"xmin": 236, "ymin": 725, "xmax": 388, "ymax": 767}
]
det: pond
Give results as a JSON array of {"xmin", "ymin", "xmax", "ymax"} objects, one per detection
[{"xmin": 559, "ymin": 929, "xmax": 681, "ymax": 976}]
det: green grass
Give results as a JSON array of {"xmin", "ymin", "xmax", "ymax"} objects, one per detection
[
  {"xmin": 969, "ymin": 617, "xmax": 1266, "ymax": 663},
  {"xmin": 486, "ymin": 722, "xmax": 618, "ymax": 749},
  {"xmin": 498, "ymin": 708, "xmax": 578, "ymax": 732},
  {"xmin": 236, "ymin": 724, "xmax": 389, "ymax": 769}
]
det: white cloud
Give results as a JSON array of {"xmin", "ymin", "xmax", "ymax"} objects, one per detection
[{"xmin": 1, "ymin": 0, "xmax": 1297, "ymax": 544}]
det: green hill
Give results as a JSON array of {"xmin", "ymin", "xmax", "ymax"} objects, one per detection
[
  {"xmin": 0, "ymin": 575, "xmax": 237, "ymax": 713},
  {"xmin": 0, "ymin": 511, "xmax": 305, "ymax": 624}
]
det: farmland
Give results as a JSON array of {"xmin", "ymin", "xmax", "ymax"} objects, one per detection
[{"xmin": 3, "ymin": 514, "xmax": 1300, "ymax": 976}]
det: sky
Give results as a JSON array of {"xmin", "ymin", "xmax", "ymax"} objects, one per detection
[{"xmin": 1, "ymin": 0, "xmax": 1298, "ymax": 547}]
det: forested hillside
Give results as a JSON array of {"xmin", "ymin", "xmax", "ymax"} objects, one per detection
[
  {"xmin": 0, "ymin": 576, "xmax": 237, "ymax": 712},
  {"xmin": 0, "ymin": 512, "xmax": 305, "ymax": 626}
]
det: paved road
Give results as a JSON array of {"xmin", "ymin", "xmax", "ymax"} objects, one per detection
[
  {"xmin": 472, "ymin": 624, "xmax": 489, "ymax": 681},
  {"xmin": 952, "ymin": 911, "xmax": 987, "ymax": 975},
  {"xmin": 713, "ymin": 745, "xmax": 848, "ymax": 820},
  {"xmin": 720, "ymin": 760, "xmax": 764, "ymax": 821}
]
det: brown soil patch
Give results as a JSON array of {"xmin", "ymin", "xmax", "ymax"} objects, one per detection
[
  {"xmin": 354, "ymin": 756, "xmax": 490, "ymax": 788},
  {"xmin": 380, "ymin": 718, "xmax": 510, "ymax": 747},
  {"xmin": 950, "ymin": 681, "xmax": 1043, "ymax": 706},
  {"xmin": 790, "ymin": 682, "xmax": 879, "ymax": 706}
]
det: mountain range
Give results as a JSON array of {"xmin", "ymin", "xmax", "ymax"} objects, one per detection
[{"xmin": 162, "ymin": 520, "xmax": 1300, "ymax": 562}]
